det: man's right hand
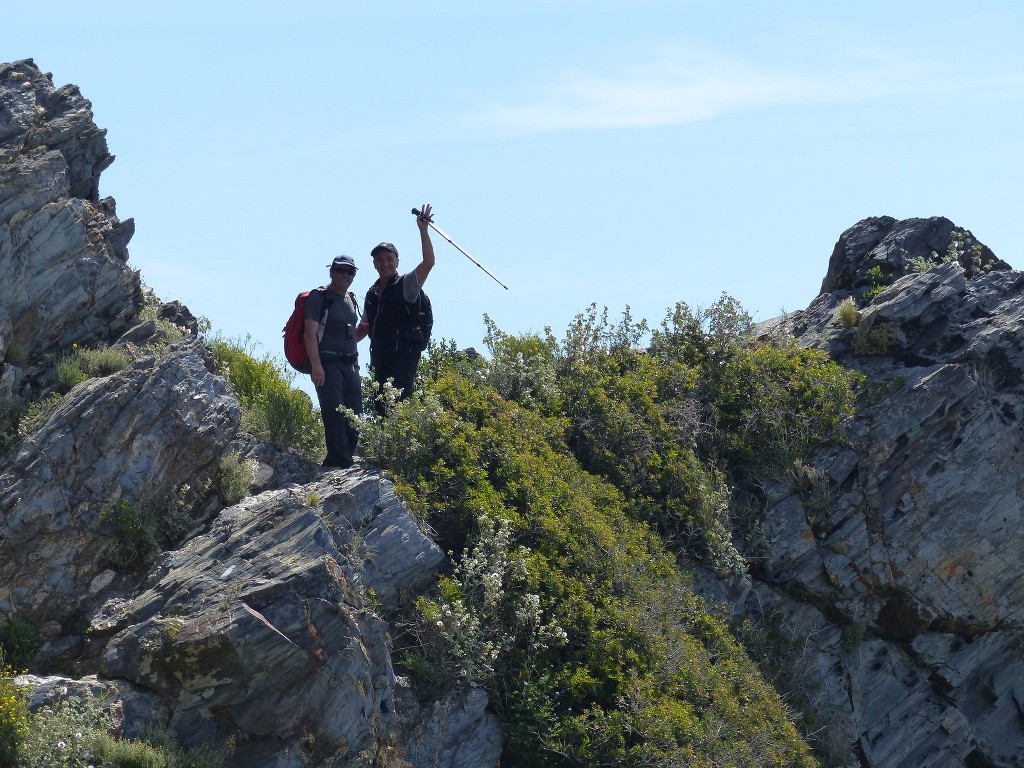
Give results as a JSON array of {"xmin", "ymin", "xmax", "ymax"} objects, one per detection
[{"xmin": 311, "ymin": 362, "xmax": 326, "ymax": 388}]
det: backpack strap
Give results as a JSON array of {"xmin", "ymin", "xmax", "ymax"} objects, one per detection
[{"xmin": 315, "ymin": 287, "xmax": 334, "ymax": 343}]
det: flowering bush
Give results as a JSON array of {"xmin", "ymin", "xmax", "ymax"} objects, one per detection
[
  {"xmin": 16, "ymin": 689, "xmax": 110, "ymax": 768},
  {"xmin": 0, "ymin": 659, "xmax": 28, "ymax": 768},
  {"xmin": 413, "ymin": 514, "xmax": 565, "ymax": 691}
]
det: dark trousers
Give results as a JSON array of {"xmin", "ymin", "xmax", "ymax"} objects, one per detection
[
  {"xmin": 370, "ymin": 349, "xmax": 421, "ymax": 416},
  {"xmin": 315, "ymin": 358, "xmax": 362, "ymax": 467}
]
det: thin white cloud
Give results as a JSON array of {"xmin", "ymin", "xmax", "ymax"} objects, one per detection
[{"xmin": 458, "ymin": 43, "xmax": 991, "ymax": 134}]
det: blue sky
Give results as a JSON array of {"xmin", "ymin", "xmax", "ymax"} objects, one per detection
[{"xmin": 7, "ymin": 1, "xmax": 1023, "ymax": 398}]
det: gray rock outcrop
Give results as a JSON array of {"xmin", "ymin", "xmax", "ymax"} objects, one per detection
[
  {"xmin": 0, "ymin": 341, "xmax": 239, "ymax": 636},
  {"xmin": 1, "ymin": 59, "xmax": 502, "ymax": 768},
  {"xmin": 0, "ymin": 59, "xmax": 140, "ymax": 382},
  {"xmin": 718, "ymin": 216, "xmax": 1024, "ymax": 767}
]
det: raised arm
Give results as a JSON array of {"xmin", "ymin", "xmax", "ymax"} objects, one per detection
[{"xmin": 413, "ymin": 203, "xmax": 435, "ymax": 285}]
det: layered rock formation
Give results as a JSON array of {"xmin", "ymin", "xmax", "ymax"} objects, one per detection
[
  {"xmin": 712, "ymin": 216, "xmax": 1024, "ymax": 767},
  {"xmin": 0, "ymin": 59, "xmax": 500, "ymax": 768},
  {"xmin": 6, "ymin": 57, "xmax": 1024, "ymax": 767},
  {"xmin": 0, "ymin": 58, "xmax": 139, "ymax": 396}
]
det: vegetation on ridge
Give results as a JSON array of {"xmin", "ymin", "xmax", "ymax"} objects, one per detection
[{"xmin": 355, "ymin": 295, "xmax": 862, "ymax": 767}]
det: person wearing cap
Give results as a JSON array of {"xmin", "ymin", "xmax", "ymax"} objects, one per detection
[
  {"xmin": 358, "ymin": 203, "xmax": 435, "ymax": 412},
  {"xmin": 304, "ymin": 254, "xmax": 366, "ymax": 468}
]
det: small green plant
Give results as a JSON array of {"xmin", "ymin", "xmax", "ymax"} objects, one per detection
[
  {"xmin": 75, "ymin": 346, "xmax": 130, "ymax": 376},
  {"xmin": 789, "ymin": 460, "xmax": 833, "ymax": 522},
  {"xmin": 100, "ymin": 501, "xmax": 158, "ymax": 571},
  {"xmin": 53, "ymin": 344, "xmax": 130, "ymax": 391},
  {"xmin": 0, "ymin": 655, "xmax": 28, "ymax": 768},
  {"xmin": 834, "ymin": 297, "xmax": 859, "ymax": 329},
  {"xmin": 0, "ymin": 616, "xmax": 42, "ymax": 669},
  {"xmin": 0, "ymin": 400, "xmax": 25, "ymax": 457},
  {"xmin": 855, "ymin": 375, "xmax": 906, "ymax": 406},
  {"xmin": 136, "ymin": 723, "xmax": 230, "ymax": 768},
  {"xmin": 2, "ymin": 343, "xmax": 27, "ymax": 366},
  {"xmin": 217, "ymin": 453, "xmax": 257, "ymax": 505},
  {"xmin": 54, "ymin": 350, "xmax": 89, "ymax": 391},
  {"xmin": 841, "ymin": 622, "xmax": 867, "ymax": 652},
  {"xmin": 164, "ymin": 617, "xmax": 185, "ymax": 643},
  {"xmin": 861, "ymin": 265, "xmax": 890, "ymax": 301},
  {"xmin": 138, "ymin": 284, "xmax": 210, "ymax": 354},
  {"xmin": 19, "ymin": 394, "xmax": 62, "ymax": 439}
]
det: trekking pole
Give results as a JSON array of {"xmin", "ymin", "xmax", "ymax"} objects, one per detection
[{"xmin": 412, "ymin": 208, "xmax": 509, "ymax": 290}]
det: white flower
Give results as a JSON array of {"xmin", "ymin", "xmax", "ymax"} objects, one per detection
[{"xmin": 57, "ymin": 741, "xmax": 67, "ymax": 749}]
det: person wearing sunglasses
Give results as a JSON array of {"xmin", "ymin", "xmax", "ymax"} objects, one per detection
[{"xmin": 304, "ymin": 255, "xmax": 365, "ymax": 469}]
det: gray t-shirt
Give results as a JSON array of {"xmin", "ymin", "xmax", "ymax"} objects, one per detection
[{"xmin": 304, "ymin": 287, "xmax": 359, "ymax": 356}]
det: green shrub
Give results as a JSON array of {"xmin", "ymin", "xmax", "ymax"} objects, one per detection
[
  {"xmin": 17, "ymin": 691, "xmax": 111, "ymax": 768},
  {"xmin": 861, "ymin": 264, "xmax": 890, "ymax": 301},
  {"xmin": 208, "ymin": 338, "xmax": 324, "ymax": 462},
  {"xmin": 0, "ymin": 616, "xmax": 41, "ymax": 669},
  {"xmin": 135, "ymin": 724, "xmax": 229, "ymax": 768},
  {"xmin": 0, "ymin": 400, "xmax": 24, "ymax": 457},
  {"xmin": 834, "ymin": 297, "xmax": 859, "ymax": 328},
  {"xmin": 358, "ymin": 355, "xmax": 819, "ymax": 767},
  {"xmin": 13, "ymin": 685, "xmax": 226, "ymax": 768},
  {"xmin": 19, "ymin": 394, "xmax": 62, "ymax": 438},
  {"xmin": 53, "ymin": 344, "xmax": 130, "ymax": 391},
  {"xmin": 86, "ymin": 735, "xmax": 167, "ymax": 768},
  {"xmin": 54, "ymin": 351, "xmax": 89, "ymax": 391},
  {"xmin": 75, "ymin": 346, "xmax": 130, "ymax": 376},
  {"xmin": 217, "ymin": 453, "xmax": 257, "ymax": 505},
  {"xmin": 351, "ymin": 296, "xmax": 861, "ymax": 765},
  {"xmin": 101, "ymin": 501, "xmax": 158, "ymax": 571}
]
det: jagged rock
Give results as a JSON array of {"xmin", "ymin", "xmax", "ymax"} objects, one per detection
[
  {"xmin": 81, "ymin": 470, "xmax": 458, "ymax": 767},
  {"xmin": 0, "ymin": 340, "xmax": 239, "ymax": 634},
  {"xmin": 819, "ymin": 215, "xmax": 1010, "ymax": 297},
  {"xmin": 393, "ymin": 685, "xmax": 503, "ymax": 768},
  {"xmin": 729, "ymin": 218, "xmax": 1024, "ymax": 766},
  {"xmin": 0, "ymin": 59, "xmax": 140, "ymax": 375},
  {"xmin": 1, "ymin": 60, "xmax": 502, "ymax": 767}
]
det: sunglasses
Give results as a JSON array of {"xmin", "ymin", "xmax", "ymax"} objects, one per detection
[{"xmin": 332, "ymin": 268, "xmax": 356, "ymax": 276}]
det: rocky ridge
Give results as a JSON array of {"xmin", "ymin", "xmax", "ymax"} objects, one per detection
[
  {"xmin": 1, "ymin": 59, "xmax": 499, "ymax": 768},
  {"xmin": 704, "ymin": 216, "xmax": 1024, "ymax": 766},
  {"xmin": 5, "ymin": 57, "xmax": 1024, "ymax": 768}
]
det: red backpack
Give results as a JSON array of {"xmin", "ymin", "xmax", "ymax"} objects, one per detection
[
  {"xmin": 283, "ymin": 288, "xmax": 327, "ymax": 373},
  {"xmin": 282, "ymin": 288, "xmax": 359, "ymax": 372}
]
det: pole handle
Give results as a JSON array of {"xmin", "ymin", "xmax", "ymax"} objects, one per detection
[{"xmin": 411, "ymin": 207, "xmax": 434, "ymax": 223}]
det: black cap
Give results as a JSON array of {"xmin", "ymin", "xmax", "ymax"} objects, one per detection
[
  {"xmin": 328, "ymin": 255, "xmax": 357, "ymax": 271},
  {"xmin": 371, "ymin": 242, "xmax": 399, "ymax": 258}
]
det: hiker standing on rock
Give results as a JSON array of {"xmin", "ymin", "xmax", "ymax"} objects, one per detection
[
  {"xmin": 305, "ymin": 255, "xmax": 365, "ymax": 468},
  {"xmin": 358, "ymin": 203, "xmax": 435, "ymax": 413}
]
